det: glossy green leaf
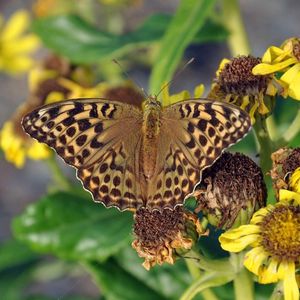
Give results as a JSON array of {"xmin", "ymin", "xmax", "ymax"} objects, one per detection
[
  {"xmin": 115, "ymin": 246, "xmax": 192, "ymax": 299},
  {"xmin": 0, "ymin": 239, "xmax": 39, "ymax": 271},
  {"xmin": 149, "ymin": 0, "xmax": 217, "ymax": 94},
  {"xmin": 85, "ymin": 259, "xmax": 167, "ymax": 300},
  {"xmin": 33, "ymin": 13, "xmax": 227, "ymax": 64},
  {"xmin": 13, "ymin": 192, "xmax": 133, "ymax": 261}
]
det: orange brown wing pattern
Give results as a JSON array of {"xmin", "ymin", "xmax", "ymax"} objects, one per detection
[
  {"xmin": 22, "ymin": 98, "xmax": 145, "ymax": 210},
  {"xmin": 145, "ymin": 99, "xmax": 251, "ymax": 210}
]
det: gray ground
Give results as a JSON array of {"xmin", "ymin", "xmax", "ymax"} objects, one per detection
[{"xmin": 0, "ymin": 0, "xmax": 299, "ymax": 298}]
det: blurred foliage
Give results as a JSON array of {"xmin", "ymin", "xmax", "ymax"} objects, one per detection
[
  {"xmin": 13, "ymin": 192, "xmax": 133, "ymax": 261},
  {"xmin": 32, "ymin": 13, "xmax": 228, "ymax": 65}
]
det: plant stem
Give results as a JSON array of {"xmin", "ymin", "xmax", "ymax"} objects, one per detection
[
  {"xmin": 253, "ymin": 116, "xmax": 273, "ymax": 176},
  {"xmin": 46, "ymin": 154, "xmax": 71, "ymax": 190},
  {"xmin": 222, "ymin": 0, "xmax": 251, "ymax": 56},
  {"xmin": 233, "ymin": 268, "xmax": 254, "ymax": 300},
  {"xmin": 284, "ymin": 107, "xmax": 300, "ymax": 143},
  {"xmin": 186, "ymin": 249, "xmax": 233, "ymax": 273},
  {"xmin": 185, "ymin": 259, "xmax": 218, "ymax": 300}
]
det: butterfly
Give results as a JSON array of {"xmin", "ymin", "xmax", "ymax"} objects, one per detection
[{"xmin": 22, "ymin": 95, "xmax": 251, "ymax": 211}]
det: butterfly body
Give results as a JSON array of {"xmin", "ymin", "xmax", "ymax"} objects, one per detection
[
  {"xmin": 141, "ymin": 96, "xmax": 162, "ymax": 179},
  {"xmin": 22, "ymin": 96, "xmax": 251, "ymax": 211}
]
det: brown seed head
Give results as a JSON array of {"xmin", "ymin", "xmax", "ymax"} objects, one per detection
[
  {"xmin": 195, "ymin": 152, "xmax": 267, "ymax": 229},
  {"xmin": 218, "ymin": 55, "xmax": 268, "ymax": 96}
]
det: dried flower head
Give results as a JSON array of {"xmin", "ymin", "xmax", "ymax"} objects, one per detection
[
  {"xmin": 194, "ymin": 152, "xmax": 267, "ymax": 229},
  {"xmin": 209, "ymin": 55, "xmax": 276, "ymax": 123},
  {"xmin": 132, "ymin": 207, "xmax": 203, "ymax": 270},
  {"xmin": 270, "ymin": 147, "xmax": 300, "ymax": 197}
]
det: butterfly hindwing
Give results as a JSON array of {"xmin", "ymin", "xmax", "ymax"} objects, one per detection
[
  {"xmin": 145, "ymin": 99, "xmax": 251, "ymax": 210},
  {"xmin": 22, "ymin": 98, "xmax": 145, "ymax": 210}
]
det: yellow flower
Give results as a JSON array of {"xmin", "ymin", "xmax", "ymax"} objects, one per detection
[
  {"xmin": 0, "ymin": 10, "xmax": 40, "ymax": 75},
  {"xmin": 53, "ymin": 78, "xmax": 110, "ymax": 101},
  {"xmin": 253, "ymin": 38, "xmax": 300, "ymax": 100},
  {"xmin": 161, "ymin": 83, "xmax": 205, "ymax": 107},
  {"xmin": 219, "ymin": 191, "xmax": 300, "ymax": 300},
  {"xmin": 209, "ymin": 56, "xmax": 276, "ymax": 124},
  {"xmin": 0, "ymin": 118, "xmax": 50, "ymax": 168}
]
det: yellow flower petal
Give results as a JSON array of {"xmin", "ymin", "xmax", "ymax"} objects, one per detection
[
  {"xmin": 168, "ymin": 90, "xmax": 191, "ymax": 105},
  {"xmin": 258, "ymin": 258, "xmax": 280, "ymax": 283},
  {"xmin": 262, "ymin": 46, "xmax": 287, "ymax": 63},
  {"xmin": 28, "ymin": 69, "xmax": 58, "ymax": 92},
  {"xmin": 244, "ymin": 246, "xmax": 268, "ymax": 275},
  {"xmin": 219, "ymin": 225, "xmax": 260, "ymax": 252},
  {"xmin": 248, "ymin": 98, "xmax": 259, "ymax": 123},
  {"xmin": 289, "ymin": 167, "xmax": 300, "ymax": 193},
  {"xmin": 279, "ymin": 189, "xmax": 300, "ymax": 204},
  {"xmin": 27, "ymin": 141, "xmax": 51, "ymax": 160},
  {"xmin": 2, "ymin": 55, "xmax": 34, "ymax": 74},
  {"xmin": 278, "ymin": 261, "xmax": 299, "ymax": 300},
  {"xmin": 1, "ymin": 10, "xmax": 30, "ymax": 41},
  {"xmin": 280, "ymin": 63, "xmax": 300, "ymax": 84},
  {"xmin": 250, "ymin": 206, "xmax": 270, "ymax": 224},
  {"xmin": 252, "ymin": 58, "xmax": 298, "ymax": 75},
  {"xmin": 7, "ymin": 35, "xmax": 40, "ymax": 54},
  {"xmin": 266, "ymin": 80, "xmax": 278, "ymax": 96},
  {"xmin": 45, "ymin": 91, "xmax": 65, "ymax": 104},
  {"xmin": 193, "ymin": 84, "xmax": 205, "ymax": 98},
  {"xmin": 0, "ymin": 122, "xmax": 26, "ymax": 168},
  {"xmin": 161, "ymin": 83, "xmax": 170, "ymax": 106},
  {"xmin": 216, "ymin": 58, "xmax": 230, "ymax": 76},
  {"xmin": 287, "ymin": 70, "xmax": 300, "ymax": 100},
  {"xmin": 240, "ymin": 95, "xmax": 250, "ymax": 110}
]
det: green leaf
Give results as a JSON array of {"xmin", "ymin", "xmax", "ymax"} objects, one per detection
[
  {"xmin": 115, "ymin": 246, "xmax": 192, "ymax": 299},
  {"xmin": 85, "ymin": 259, "xmax": 167, "ymax": 300},
  {"xmin": 0, "ymin": 239, "xmax": 39, "ymax": 271},
  {"xmin": 149, "ymin": 0, "xmax": 217, "ymax": 94},
  {"xmin": 0, "ymin": 269, "xmax": 32, "ymax": 300},
  {"xmin": 13, "ymin": 192, "xmax": 133, "ymax": 261},
  {"xmin": 33, "ymin": 13, "xmax": 226, "ymax": 64}
]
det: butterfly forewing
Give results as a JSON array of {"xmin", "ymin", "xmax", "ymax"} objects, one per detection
[
  {"xmin": 22, "ymin": 98, "xmax": 145, "ymax": 210},
  {"xmin": 145, "ymin": 99, "xmax": 251, "ymax": 210}
]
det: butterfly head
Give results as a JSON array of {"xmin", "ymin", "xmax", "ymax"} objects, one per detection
[{"xmin": 144, "ymin": 95, "xmax": 162, "ymax": 112}]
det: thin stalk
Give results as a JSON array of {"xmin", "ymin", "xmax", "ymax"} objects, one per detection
[
  {"xmin": 233, "ymin": 268, "xmax": 254, "ymax": 300},
  {"xmin": 185, "ymin": 249, "xmax": 233, "ymax": 273},
  {"xmin": 222, "ymin": 0, "xmax": 251, "ymax": 56},
  {"xmin": 284, "ymin": 107, "xmax": 300, "ymax": 143},
  {"xmin": 185, "ymin": 259, "xmax": 218, "ymax": 300},
  {"xmin": 46, "ymin": 154, "xmax": 71, "ymax": 190},
  {"xmin": 253, "ymin": 116, "xmax": 273, "ymax": 176}
]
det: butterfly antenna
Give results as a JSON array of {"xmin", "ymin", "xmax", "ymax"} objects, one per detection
[
  {"xmin": 156, "ymin": 57, "xmax": 195, "ymax": 97},
  {"xmin": 112, "ymin": 59, "xmax": 149, "ymax": 99}
]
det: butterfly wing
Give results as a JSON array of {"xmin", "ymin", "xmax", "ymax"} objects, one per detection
[
  {"xmin": 22, "ymin": 98, "xmax": 145, "ymax": 210},
  {"xmin": 146, "ymin": 99, "xmax": 251, "ymax": 210}
]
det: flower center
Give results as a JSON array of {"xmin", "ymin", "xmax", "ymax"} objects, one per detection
[
  {"xmin": 133, "ymin": 207, "xmax": 184, "ymax": 247},
  {"xmin": 218, "ymin": 55, "xmax": 268, "ymax": 96},
  {"xmin": 260, "ymin": 205, "xmax": 300, "ymax": 261}
]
